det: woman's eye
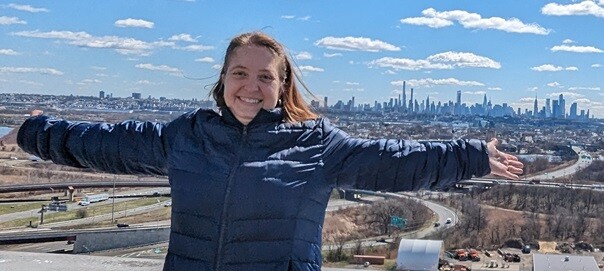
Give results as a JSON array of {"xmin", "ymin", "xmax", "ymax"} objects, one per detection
[
  {"xmin": 232, "ymin": 71, "xmax": 246, "ymax": 78},
  {"xmin": 259, "ymin": 74, "xmax": 275, "ymax": 83}
]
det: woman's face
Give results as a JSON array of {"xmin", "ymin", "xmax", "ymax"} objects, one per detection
[{"xmin": 222, "ymin": 45, "xmax": 282, "ymax": 125}]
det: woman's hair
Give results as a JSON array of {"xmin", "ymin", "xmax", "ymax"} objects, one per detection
[{"xmin": 211, "ymin": 32, "xmax": 318, "ymax": 122}]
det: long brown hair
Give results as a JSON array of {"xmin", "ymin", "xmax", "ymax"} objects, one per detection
[{"xmin": 211, "ymin": 32, "xmax": 318, "ymax": 122}]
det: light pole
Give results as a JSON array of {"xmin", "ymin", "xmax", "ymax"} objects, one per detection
[{"xmin": 111, "ymin": 176, "xmax": 116, "ymax": 224}]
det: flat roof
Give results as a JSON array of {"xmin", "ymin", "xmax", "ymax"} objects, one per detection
[{"xmin": 533, "ymin": 253, "xmax": 599, "ymax": 271}]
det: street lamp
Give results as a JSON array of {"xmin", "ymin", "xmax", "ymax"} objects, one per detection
[{"xmin": 111, "ymin": 176, "xmax": 116, "ymax": 224}]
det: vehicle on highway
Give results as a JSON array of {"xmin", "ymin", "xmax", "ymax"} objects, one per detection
[
  {"xmin": 446, "ymin": 218, "xmax": 452, "ymax": 224},
  {"xmin": 164, "ymin": 200, "xmax": 172, "ymax": 207},
  {"xmin": 434, "ymin": 222, "xmax": 440, "ymax": 227},
  {"xmin": 116, "ymin": 223, "xmax": 129, "ymax": 228},
  {"xmin": 79, "ymin": 193, "xmax": 109, "ymax": 205}
]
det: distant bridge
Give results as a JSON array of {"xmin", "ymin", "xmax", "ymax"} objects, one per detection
[{"xmin": 0, "ymin": 180, "xmax": 170, "ymax": 194}]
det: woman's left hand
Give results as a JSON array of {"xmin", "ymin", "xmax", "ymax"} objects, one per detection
[{"xmin": 487, "ymin": 138, "xmax": 524, "ymax": 179}]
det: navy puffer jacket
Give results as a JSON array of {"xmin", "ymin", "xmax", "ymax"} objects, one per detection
[{"xmin": 17, "ymin": 107, "xmax": 490, "ymax": 271}]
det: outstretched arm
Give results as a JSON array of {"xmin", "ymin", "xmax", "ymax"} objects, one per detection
[
  {"xmin": 17, "ymin": 111, "xmax": 168, "ymax": 176},
  {"xmin": 321, "ymin": 120, "xmax": 522, "ymax": 192}
]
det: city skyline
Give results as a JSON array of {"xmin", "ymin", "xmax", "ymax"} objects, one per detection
[{"xmin": 0, "ymin": 1, "xmax": 603, "ymax": 116}]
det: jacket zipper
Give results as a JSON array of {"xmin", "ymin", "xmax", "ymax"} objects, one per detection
[{"xmin": 215, "ymin": 125, "xmax": 248, "ymax": 270}]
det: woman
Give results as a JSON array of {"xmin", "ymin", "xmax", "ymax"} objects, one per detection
[{"xmin": 18, "ymin": 32, "xmax": 523, "ymax": 271}]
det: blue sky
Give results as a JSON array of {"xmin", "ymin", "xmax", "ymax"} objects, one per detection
[{"xmin": 0, "ymin": 1, "xmax": 603, "ymax": 116}]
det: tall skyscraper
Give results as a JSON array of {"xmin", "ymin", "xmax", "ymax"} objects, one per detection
[
  {"xmin": 533, "ymin": 96, "xmax": 538, "ymax": 117},
  {"xmin": 324, "ymin": 96, "xmax": 328, "ymax": 108},
  {"xmin": 409, "ymin": 88, "xmax": 414, "ymax": 113},
  {"xmin": 559, "ymin": 94, "xmax": 566, "ymax": 118},
  {"xmin": 402, "ymin": 81, "xmax": 407, "ymax": 111},
  {"xmin": 455, "ymin": 90, "xmax": 462, "ymax": 115},
  {"xmin": 570, "ymin": 102, "xmax": 578, "ymax": 119},
  {"xmin": 99, "ymin": 90, "xmax": 105, "ymax": 99},
  {"xmin": 545, "ymin": 98, "xmax": 551, "ymax": 118}
]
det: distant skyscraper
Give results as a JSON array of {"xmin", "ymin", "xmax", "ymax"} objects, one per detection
[
  {"xmin": 402, "ymin": 83, "xmax": 407, "ymax": 111},
  {"xmin": 455, "ymin": 90, "xmax": 462, "ymax": 115},
  {"xmin": 570, "ymin": 102, "xmax": 578, "ymax": 119},
  {"xmin": 482, "ymin": 94, "xmax": 487, "ymax": 108},
  {"xmin": 552, "ymin": 100, "xmax": 559, "ymax": 118},
  {"xmin": 559, "ymin": 94, "xmax": 566, "ymax": 118},
  {"xmin": 324, "ymin": 96, "xmax": 328, "ymax": 108},
  {"xmin": 132, "ymin": 92, "xmax": 142, "ymax": 99},
  {"xmin": 533, "ymin": 96, "xmax": 538, "ymax": 117},
  {"xmin": 99, "ymin": 90, "xmax": 105, "ymax": 99},
  {"xmin": 409, "ymin": 88, "xmax": 414, "ymax": 113},
  {"xmin": 545, "ymin": 98, "xmax": 551, "ymax": 118}
]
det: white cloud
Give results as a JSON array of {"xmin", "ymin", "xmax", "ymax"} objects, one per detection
[
  {"xmin": 370, "ymin": 51, "xmax": 500, "ymax": 71},
  {"xmin": 562, "ymin": 39, "xmax": 575, "ymax": 44},
  {"xmin": 531, "ymin": 64, "xmax": 578, "ymax": 71},
  {"xmin": 7, "ymin": 3, "xmax": 49, "ymax": 13},
  {"xmin": 295, "ymin": 51, "xmax": 312, "ymax": 60},
  {"xmin": 177, "ymin": 44, "xmax": 214, "ymax": 51},
  {"xmin": 13, "ymin": 30, "xmax": 153, "ymax": 55},
  {"xmin": 136, "ymin": 80, "xmax": 151, "ymax": 85},
  {"xmin": 195, "ymin": 57, "xmax": 214, "ymax": 63},
  {"xmin": 77, "ymin": 79, "xmax": 102, "ymax": 85},
  {"xmin": 0, "ymin": 16, "xmax": 26, "ymax": 25},
  {"xmin": 371, "ymin": 57, "xmax": 451, "ymax": 71},
  {"xmin": 0, "ymin": 66, "xmax": 63, "ymax": 75},
  {"xmin": 298, "ymin": 65, "xmax": 324, "ymax": 72},
  {"xmin": 488, "ymin": 87, "xmax": 502, "ymax": 91},
  {"xmin": 542, "ymin": 1, "xmax": 604, "ymax": 18},
  {"xmin": 547, "ymin": 82, "xmax": 562, "ymax": 87},
  {"xmin": 314, "ymin": 36, "xmax": 400, "ymax": 52},
  {"xmin": 464, "ymin": 91, "xmax": 487, "ymax": 95},
  {"xmin": 280, "ymin": 15, "xmax": 311, "ymax": 21},
  {"xmin": 114, "ymin": 18, "xmax": 154, "ymax": 29},
  {"xmin": 383, "ymin": 70, "xmax": 397, "ymax": 75},
  {"xmin": 345, "ymin": 82, "xmax": 360, "ymax": 85},
  {"xmin": 426, "ymin": 51, "xmax": 501, "ymax": 69},
  {"xmin": 91, "ymin": 66, "xmax": 107, "ymax": 70},
  {"xmin": 168, "ymin": 33, "xmax": 197, "ymax": 42},
  {"xmin": 568, "ymin": 86, "xmax": 601, "ymax": 91},
  {"xmin": 551, "ymin": 45, "xmax": 603, "ymax": 53},
  {"xmin": 211, "ymin": 64, "xmax": 222, "ymax": 70},
  {"xmin": 323, "ymin": 52, "xmax": 342, "ymax": 58},
  {"xmin": 392, "ymin": 77, "xmax": 484, "ymax": 87},
  {"xmin": 135, "ymin": 63, "xmax": 180, "ymax": 74},
  {"xmin": 401, "ymin": 8, "xmax": 550, "ymax": 35},
  {"xmin": 528, "ymin": 87, "xmax": 539, "ymax": 92},
  {"xmin": 549, "ymin": 92, "xmax": 585, "ymax": 99},
  {"xmin": 400, "ymin": 17, "xmax": 454, "ymax": 28},
  {"xmin": 592, "ymin": 64, "xmax": 602, "ymax": 68},
  {"xmin": 0, "ymin": 49, "xmax": 20, "ymax": 55}
]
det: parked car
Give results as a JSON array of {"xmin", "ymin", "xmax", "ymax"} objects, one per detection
[
  {"xmin": 164, "ymin": 201, "xmax": 172, "ymax": 207},
  {"xmin": 446, "ymin": 218, "xmax": 452, "ymax": 224}
]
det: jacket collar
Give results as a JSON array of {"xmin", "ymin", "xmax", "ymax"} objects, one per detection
[{"xmin": 220, "ymin": 107, "xmax": 284, "ymax": 127}]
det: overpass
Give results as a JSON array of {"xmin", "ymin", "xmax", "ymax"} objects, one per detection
[{"xmin": 0, "ymin": 180, "xmax": 170, "ymax": 194}]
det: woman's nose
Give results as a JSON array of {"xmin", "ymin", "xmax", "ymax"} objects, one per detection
[{"xmin": 243, "ymin": 77, "xmax": 260, "ymax": 92}]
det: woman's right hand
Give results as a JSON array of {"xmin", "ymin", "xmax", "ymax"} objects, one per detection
[{"xmin": 30, "ymin": 109, "xmax": 44, "ymax": 117}]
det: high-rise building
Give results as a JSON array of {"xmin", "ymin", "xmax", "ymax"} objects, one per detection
[
  {"xmin": 132, "ymin": 92, "xmax": 142, "ymax": 99},
  {"xmin": 559, "ymin": 94, "xmax": 566, "ymax": 118},
  {"xmin": 99, "ymin": 90, "xmax": 105, "ymax": 99},
  {"xmin": 569, "ymin": 102, "xmax": 578, "ymax": 119},
  {"xmin": 323, "ymin": 96, "xmax": 328, "ymax": 108},
  {"xmin": 545, "ymin": 98, "xmax": 551, "ymax": 118},
  {"xmin": 409, "ymin": 88, "xmax": 414, "ymax": 113},
  {"xmin": 533, "ymin": 96, "xmax": 538, "ymax": 117},
  {"xmin": 402, "ymin": 81, "xmax": 407, "ymax": 111}
]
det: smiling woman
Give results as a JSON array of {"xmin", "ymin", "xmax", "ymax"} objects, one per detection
[{"xmin": 15, "ymin": 31, "xmax": 523, "ymax": 271}]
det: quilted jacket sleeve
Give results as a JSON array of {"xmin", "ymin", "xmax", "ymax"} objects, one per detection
[
  {"xmin": 17, "ymin": 115, "xmax": 168, "ymax": 176},
  {"xmin": 321, "ymin": 119, "xmax": 490, "ymax": 191}
]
